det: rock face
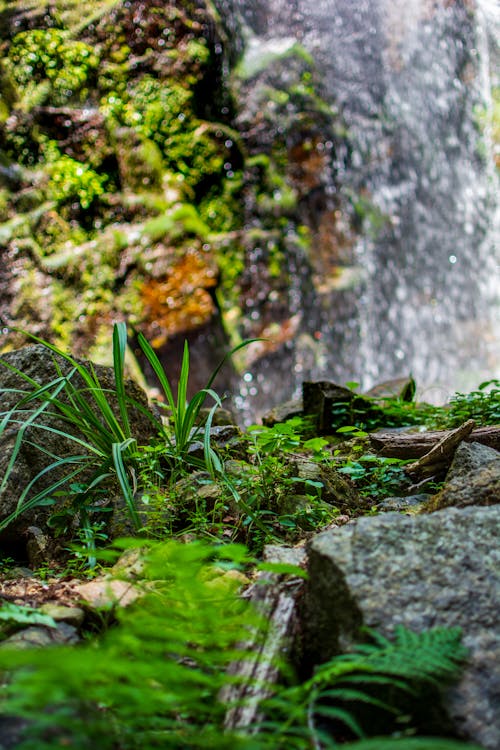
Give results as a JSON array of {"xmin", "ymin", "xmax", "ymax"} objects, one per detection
[
  {"xmin": 0, "ymin": 344, "xmax": 157, "ymax": 558},
  {"xmin": 303, "ymin": 506, "xmax": 500, "ymax": 749}
]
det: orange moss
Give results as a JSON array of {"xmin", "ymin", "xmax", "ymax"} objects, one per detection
[{"xmin": 139, "ymin": 249, "xmax": 218, "ymax": 347}]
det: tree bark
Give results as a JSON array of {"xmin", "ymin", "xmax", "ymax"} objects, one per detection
[
  {"xmin": 403, "ymin": 420, "xmax": 476, "ymax": 481},
  {"xmin": 222, "ymin": 546, "xmax": 305, "ymax": 733},
  {"xmin": 369, "ymin": 424, "xmax": 500, "ymax": 458}
]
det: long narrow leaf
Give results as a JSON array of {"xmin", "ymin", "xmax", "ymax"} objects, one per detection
[
  {"xmin": 0, "ymin": 376, "xmax": 70, "ymax": 497},
  {"xmin": 112, "ymin": 322, "xmax": 132, "ymax": 439},
  {"xmin": 135, "ymin": 329, "xmax": 177, "ymax": 414},
  {"xmin": 205, "ymin": 338, "xmax": 262, "ymax": 390},
  {"xmin": 0, "ymin": 459, "xmax": 89, "ymax": 532},
  {"xmin": 112, "ymin": 440, "xmax": 140, "ymax": 531},
  {"xmin": 176, "ymin": 341, "xmax": 190, "ymax": 436}
]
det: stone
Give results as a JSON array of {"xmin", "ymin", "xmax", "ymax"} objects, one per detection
[
  {"xmin": 38, "ymin": 604, "xmax": 85, "ymax": 627},
  {"xmin": 292, "ymin": 457, "xmax": 360, "ymax": 511},
  {"xmin": 363, "ymin": 376, "xmax": 416, "ymax": 402},
  {"xmin": 302, "ymin": 506, "xmax": 500, "ymax": 750},
  {"xmin": 75, "ymin": 578, "xmax": 140, "ymax": 610},
  {"xmin": 425, "ymin": 443, "xmax": 500, "ymax": 513},
  {"xmin": 261, "ymin": 398, "xmax": 303, "ymax": 427},
  {"xmin": 0, "ymin": 622, "xmax": 79, "ymax": 649},
  {"xmin": 378, "ymin": 493, "xmax": 430, "ymax": 512},
  {"xmin": 445, "ymin": 441, "xmax": 500, "ymax": 482}
]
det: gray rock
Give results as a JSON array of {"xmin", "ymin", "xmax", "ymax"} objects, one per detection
[
  {"xmin": 446, "ymin": 441, "xmax": 500, "ymax": 482},
  {"xmin": 261, "ymin": 398, "xmax": 303, "ymax": 427},
  {"xmin": 426, "ymin": 452, "xmax": 500, "ymax": 513},
  {"xmin": 303, "ymin": 506, "xmax": 500, "ymax": 749},
  {"xmin": 0, "ymin": 622, "xmax": 79, "ymax": 648},
  {"xmin": 378, "ymin": 493, "xmax": 430, "ymax": 512}
]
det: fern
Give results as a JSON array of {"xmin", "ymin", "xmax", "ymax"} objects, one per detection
[
  {"xmin": 349, "ymin": 626, "xmax": 468, "ymax": 685},
  {"xmin": 259, "ymin": 625, "xmax": 470, "ymax": 748},
  {"xmin": 341, "ymin": 740, "xmax": 483, "ymax": 750},
  {"xmin": 0, "ymin": 540, "xmax": 260, "ymax": 750},
  {"xmin": 0, "ymin": 548, "xmax": 479, "ymax": 750}
]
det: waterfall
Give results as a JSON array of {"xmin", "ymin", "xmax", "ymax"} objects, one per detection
[{"xmin": 220, "ymin": 0, "xmax": 499, "ymax": 418}]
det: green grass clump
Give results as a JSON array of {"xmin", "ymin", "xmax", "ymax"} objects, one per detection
[{"xmin": 0, "ymin": 323, "xmax": 254, "ymax": 562}]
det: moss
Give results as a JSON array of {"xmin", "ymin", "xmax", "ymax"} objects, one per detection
[
  {"xmin": 236, "ymin": 39, "xmax": 314, "ymax": 81},
  {"xmin": 6, "ymin": 28, "xmax": 99, "ymax": 106}
]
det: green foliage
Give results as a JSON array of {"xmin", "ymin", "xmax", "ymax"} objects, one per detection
[
  {"xmin": 0, "ymin": 539, "xmax": 259, "ymax": 749},
  {"xmin": 101, "ymin": 74, "xmax": 234, "ymax": 194},
  {"xmin": 134, "ymin": 328, "xmax": 251, "ymax": 474},
  {"xmin": 7, "ymin": 28, "xmax": 99, "ymax": 105},
  {"xmin": 227, "ymin": 419, "xmax": 337, "ymax": 551},
  {"xmin": 330, "ymin": 380, "xmax": 499, "ymax": 436},
  {"xmin": 0, "ymin": 603, "xmax": 57, "ymax": 636},
  {"xmin": 142, "ymin": 203, "xmax": 210, "ymax": 242},
  {"xmin": 338, "ymin": 453, "xmax": 410, "ymax": 502},
  {"xmin": 45, "ymin": 148, "xmax": 107, "ymax": 209},
  {"xmin": 431, "ymin": 380, "xmax": 500, "ymax": 428},
  {"xmin": 0, "ymin": 323, "xmax": 144, "ymax": 560},
  {"xmin": 0, "ymin": 323, "xmax": 257, "ymax": 559},
  {"xmin": 261, "ymin": 626, "xmax": 471, "ymax": 749},
  {"xmin": 0, "ymin": 543, "xmax": 479, "ymax": 750}
]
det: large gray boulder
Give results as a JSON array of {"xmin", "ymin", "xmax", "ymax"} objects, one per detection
[
  {"xmin": 303, "ymin": 506, "xmax": 500, "ymax": 750},
  {"xmin": 0, "ymin": 345, "xmax": 158, "ymax": 558}
]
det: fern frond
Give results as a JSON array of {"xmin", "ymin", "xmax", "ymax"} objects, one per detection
[
  {"xmin": 342, "ymin": 738, "xmax": 484, "ymax": 750},
  {"xmin": 359, "ymin": 626, "xmax": 467, "ymax": 685}
]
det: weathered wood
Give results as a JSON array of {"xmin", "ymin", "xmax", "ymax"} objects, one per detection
[
  {"xmin": 369, "ymin": 424, "xmax": 500, "ymax": 458},
  {"xmin": 404, "ymin": 420, "xmax": 476, "ymax": 481},
  {"xmin": 222, "ymin": 546, "xmax": 306, "ymax": 732}
]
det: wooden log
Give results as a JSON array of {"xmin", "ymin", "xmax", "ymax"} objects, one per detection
[
  {"xmin": 222, "ymin": 546, "xmax": 306, "ymax": 733},
  {"xmin": 369, "ymin": 424, "xmax": 500, "ymax": 458},
  {"xmin": 404, "ymin": 420, "xmax": 476, "ymax": 481}
]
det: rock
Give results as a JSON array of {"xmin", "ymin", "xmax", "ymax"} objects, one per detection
[
  {"xmin": 196, "ymin": 406, "xmax": 238, "ymax": 426},
  {"xmin": 110, "ymin": 548, "xmax": 146, "ymax": 580},
  {"xmin": 302, "ymin": 381, "xmax": 386, "ymax": 434},
  {"xmin": 378, "ymin": 493, "xmax": 430, "ymax": 512},
  {"xmin": 363, "ymin": 376, "xmax": 416, "ymax": 402},
  {"xmin": 303, "ymin": 506, "xmax": 500, "ymax": 750},
  {"xmin": 0, "ymin": 622, "xmax": 79, "ymax": 648},
  {"xmin": 445, "ymin": 441, "xmax": 500, "ymax": 482},
  {"xmin": 38, "ymin": 604, "xmax": 85, "ymax": 627},
  {"xmin": 425, "ymin": 442, "xmax": 500, "ymax": 513},
  {"xmin": 261, "ymin": 398, "xmax": 303, "ymax": 427},
  {"xmin": 223, "ymin": 544, "xmax": 306, "ymax": 731},
  {"xmin": 75, "ymin": 578, "xmax": 140, "ymax": 610},
  {"xmin": 186, "ymin": 425, "xmax": 243, "ymax": 460},
  {"xmin": 0, "ymin": 344, "xmax": 158, "ymax": 557},
  {"xmin": 292, "ymin": 457, "xmax": 360, "ymax": 511}
]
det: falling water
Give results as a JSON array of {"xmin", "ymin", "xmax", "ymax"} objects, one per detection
[{"xmin": 220, "ymin": 0, "xmax": 499, "ymax": 418}]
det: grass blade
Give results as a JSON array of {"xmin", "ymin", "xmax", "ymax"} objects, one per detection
[
  {"xmin": 112, "ymin": 440, "xmax": 140, "ymax": 531},
  {"xmin": 112, "ymin": 322, "xmax": 131, "ymax": 439}
]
